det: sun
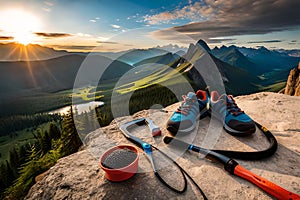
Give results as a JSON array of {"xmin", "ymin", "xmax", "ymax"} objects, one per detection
[
  {"xmin": 0, "ymin": 9, "xmax": 41, "ymax": 45},
  {"xmin": 14, "ymin": 31, "xmax": 35, "ymax": 46}
]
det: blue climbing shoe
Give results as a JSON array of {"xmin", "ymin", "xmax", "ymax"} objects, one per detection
[
  {"xmin": 167, "ymin": 91, "xmax": 208, "ymax": 135},
  {"xmin": 210, "ymin": 91, "xmax": 256, "ymax": 136}
]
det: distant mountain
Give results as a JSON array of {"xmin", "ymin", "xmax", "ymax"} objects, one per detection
[
  {"xmin": 134, "ymin": 52, "xmax": 180, "ymax": 67},
  {"xmin": 275, "ymin": 49, "xmax": 300, "ymax": 57},
  {"xmin": 197, "ymin": 39, "xmax": 211, "ymax": 53},
  {"xmin": 212, "ymin": 46, "xmax": 260, "ymax": 74},
  {"xmin": 237, "ymin": 46, "xmax": 295, "ymax": 58},
  {"xmin": 174, "ymin": 50, "xmax": 186, "ymax": 57},
  {"xmin": 154, "ymin": 44, "xmax": 188, "ymax": 54},
  {"xmin": 115, "ymin": 48, "xmax": 169, "ymax": 65},
  {"xmin": 0, "ymin": 54, "xmax": 132, "ymax": 96},
  {"xmin": 0, "ymin": 43, "xmax": 69, "ymax": 61},
  {"xmin": 184, "ymin": 41, "xmax": 260, "ymax": 95},
  {"xmin": 211, "ymin": 45, "xmax": 299, "ymax": 74},
  {"xmin": 247, "ymin": 46, "xmax": 298, "ymax": 72},
  {"xmin": 234, "ymin": 46, "xmax": 298, "ymax": 71}
]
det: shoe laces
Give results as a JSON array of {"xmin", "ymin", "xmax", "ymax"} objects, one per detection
[
  {"xmin": 176, "ymin": 95, "xmax": 197, "ymax": 115},
  {"xmin": 226, "ymin": 95, "xmax": 244, "ymax": 116}
]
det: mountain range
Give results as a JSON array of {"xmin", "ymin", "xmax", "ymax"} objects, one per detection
[
  {"xmin": 0, "ymin": 54, "xmax": 132, "ymax": 95},
  {"xmin": 212, "ymin": 45, "xmax": 299, "ymax": 74},
  {"xmin": 0, "ymin": 40, "xmax": 298, "ymax": 115},
  {"xmin": 0, "ymin": 43, "xmax": 69, "ymax": 61}
]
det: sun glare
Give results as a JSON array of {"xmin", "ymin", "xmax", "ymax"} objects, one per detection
[{"xmin": 0, "ymin": 9, "xmax": 41, "ymax": 45}]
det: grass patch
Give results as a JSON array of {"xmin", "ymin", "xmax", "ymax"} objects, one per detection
[
  {"xmin": 259, "ymin": 81, "xmax": 286, "ymax": 92},
  {"xmin": 115, "ymin": 63, "xmax": 191, "ymax": 94}
]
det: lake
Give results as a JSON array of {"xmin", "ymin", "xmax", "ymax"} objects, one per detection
[{"xmin": 49, "ymin": 101, "xmax": 104, "ymax": 115}]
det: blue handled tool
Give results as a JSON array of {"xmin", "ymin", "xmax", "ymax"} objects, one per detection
[
  {"xmin": 119, "ymin": 118, "xmax": 207, "ymax": 198},
  {"xmin": 119, "ymin": 118, "xmax": 187, "ymax": 193}
]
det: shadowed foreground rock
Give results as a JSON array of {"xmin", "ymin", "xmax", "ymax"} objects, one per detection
[{"xmin": 26, "ymin": 92, "xmax": 300, "ymax": 199}]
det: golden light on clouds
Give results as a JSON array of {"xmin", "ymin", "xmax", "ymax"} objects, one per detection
[{"xmin": 0, "ymin": 9, "xmax": 41, "ymax": 45}]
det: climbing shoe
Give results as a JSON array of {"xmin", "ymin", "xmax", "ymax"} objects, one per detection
[
  {"xmin": 209, "ymin": 91, "xmax": 256, "ymax": 136},
  {"xmin": 166, "ymin": 91, "xmax": 208, "ymax": 135}
]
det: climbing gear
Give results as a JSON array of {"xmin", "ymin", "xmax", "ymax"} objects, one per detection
[
  {"xmin": 164, "ymin": 136, "xmax": 300, "ymax": 200},
  {"xmin": 118, "ymin": 109, "xmax": 297, "ymax": 199},
  {"xmin": 145, "ymin": 117, "xmax": 162, "ymax": 137},
  {"xmin": 166, "ymin": 92, "xmax": 209, "ymax": 134},
  {"xmin": 120, "ymin": 118, "xmax": 207, "ymax": 199},
  {"xmin": 212, "ymin": 122, "xmax": 277, "ymax": 160},
  {"xmin": 208, "ymin": 90, "xmax": 256, "ymax": 136},
  {"xmin": 167, "ymin": 91, "xmax": 277, "ymax": 160}
]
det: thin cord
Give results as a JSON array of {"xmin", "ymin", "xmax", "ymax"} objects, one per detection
[{"xmin": 152, "ymin": 145, "xmax": 208, "ymax": 199}]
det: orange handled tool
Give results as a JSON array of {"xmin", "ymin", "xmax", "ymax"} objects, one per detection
[
  {"xmin": 164, "ymin": 136, "xmax": 300, "ymax": 200},
  {"xmin": 234, "ymin": 165, "xmax": 300, "ymax": 200}
]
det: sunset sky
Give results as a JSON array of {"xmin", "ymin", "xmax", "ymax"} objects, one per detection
[{"xmin": 0, "ymin": 0, "xmax": 299, "ymax": 52}]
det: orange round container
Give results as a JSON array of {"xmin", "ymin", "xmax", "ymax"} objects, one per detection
[{"xmin": 99, "ymin": 145, "xmax": 139, "ymax": 182}]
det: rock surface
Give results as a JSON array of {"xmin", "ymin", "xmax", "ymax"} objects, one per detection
[
  {"xmin": 284, "ymin": 62, "xmax": 300, "ymax": 96},
  {"xmin": 26, "ymin": 92, "xmax": 300, "ymax": 199}
]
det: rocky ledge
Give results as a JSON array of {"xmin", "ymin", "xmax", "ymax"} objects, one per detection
[{"xmin": 26, "ymin": 92, "xmax": 300, "ymax": 199}]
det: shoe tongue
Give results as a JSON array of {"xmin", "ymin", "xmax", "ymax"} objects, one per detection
[
  {"xmin": 181, "ymin": 92, "xmax": 196, "ymax": 107},
  {"xmin": 218, "ymin": 94, "xmax": 233, "ymax": 104},
  {"xmin": 187, "ymin": 92, "xmax": 196, "ymax": 99},
  {"xmin": 219, "ymin": 93, "xmax": 229, "ymax": 101}
]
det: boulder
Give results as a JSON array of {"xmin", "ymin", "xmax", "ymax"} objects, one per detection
[{"xmin": 284, "ymin": 63, "xmax": 300, "ymax": 96}]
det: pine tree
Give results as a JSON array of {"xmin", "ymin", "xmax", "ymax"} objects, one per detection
[
  {"xmin": 48, "ymin": 123, "xmax": 61, "ymax": 140},
  {"xmin": 40, "ymin": 131, "xmax": 52, "ymax": 155},
  {"xmin": 8, "ymin": 147, "xmax": 20, "ymax": 179},
  {"xmin": 0, "ymin": 161, "xmax": 14, "ymax": 198},
  {"xmin": 60, "ymin": 107, "xmax": 82, "ymax": 157},
  {"xmin": 18, "ymin": 144, "xmax": 29, "ymax": 167}
]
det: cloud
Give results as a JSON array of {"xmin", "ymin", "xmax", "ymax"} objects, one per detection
[
  {"xmin": 42, "ymin": 8, "xmax": 51, "ymax": 12},
  {"xmin": 150, "ymin": 0, "xmax": 300, "ymax": 41},
  {"xmin": 51, "ymin": 45, "xmax": 97, "ymax": 50},
  {"xmin": 111, "ymin": 24, "xmax": 121, "ymax": 29},
  {"xmin": 144, "ymin": 12, "xmax": 178, "ymax": 25},
  {"xmin": 97, "ymin": 41, "xmax": 133, "ymax": 47},
  {"xmin": 35, "ymin": 32, "xmax": 72, "ymax": 38},
  {"xmin": 208, "ymin": 38, "xmax": 236, "ymax": 43},
  {"xmin": 43, "ymin": 1, "xmax": 53, "ymax": 12},
  {"xmin": 127, "ymin": 13, "xmax": 139, "ymax": 20},
  {"xmin": 44, "ymin": 1, "xmax": 53, "ymax": 6},
  {"xmin": 143, "ymin": 1, "xmax": 212, "ymax": 25},
  {"xmin": 0, "ymin": 36, "xmax": 14, "ymax": 40},
  {"xmin": 97, "ymin": 41, "xmax": 119, "ymax": 44},
  {"xmin": 288, "ymin": 42, "xmax": 298, "ymax": 45},
  {"xmin": 77, "ymin": 33, "xmax": 92, "ymax": 37},
  {"xmin": 89, "ymin": 17, "xmax": 100, "ymax": 23},
  {"xmin": 247, "ymin": 40, "xmax": 282, "ymax": 44}
]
